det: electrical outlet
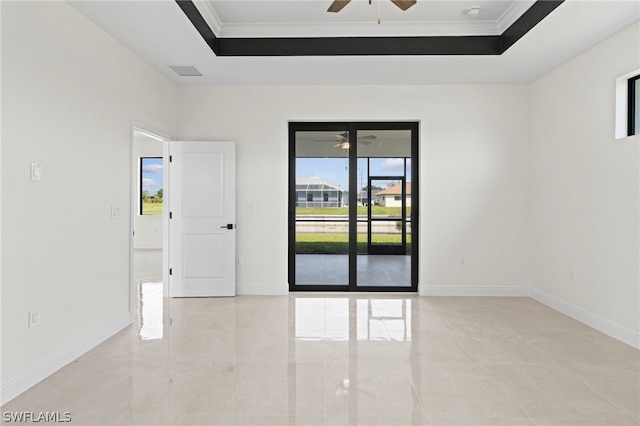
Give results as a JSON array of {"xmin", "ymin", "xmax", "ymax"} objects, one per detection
[
  {"xmin": 569, "ymin": 270, "xmax": 575, "ymax": 282},
  {"xmin": 30, "ymin": 163, "xmax": 42, "ymax": 182},
  {"xmin": 29, "ymin": 310, "xmax": 41, "ymax": 329},
  {"xmin": 460, "ymin": 258, "xmax": 466, "ymax": 267}
]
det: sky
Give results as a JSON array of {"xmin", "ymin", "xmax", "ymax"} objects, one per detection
[
  {"xmin": 140, "ymin": 156, "xmax": 409, "ymax": 196},
  {"xmin": 297, "ymin": 157, "xmax": 411, "ymax": 190},
  {"xmin": 141, "ymin": 157, "xmax": 163, "ymax": 196}
]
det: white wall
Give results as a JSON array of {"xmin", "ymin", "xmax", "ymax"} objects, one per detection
[
  {"xmin": 133, "ymin": 132, "xmax": 165, "ymax": 249},
  {"xmin": 1, "ymin": 1, "xmax": 177, "ymax": 401},
  {"xmin": 530, "ymin": 22, "xmax": 640, "ymax": 340},
  {"xmin": 2, "ymin": 1, "xmax": 637, "ymax": 407},
  {"xmin": 178, "ymin": 85, "xmax": 532, "ymax": 295}
]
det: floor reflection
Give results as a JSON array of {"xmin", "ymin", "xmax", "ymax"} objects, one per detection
[
  {"xmin": 137, "ymin": 281, "xmax": 163, "ymax": 340},
  {"xmin": 358, "ymin": 298, "xmax": 412, "ymax": 341},
  {"xmin": 134, "ymin": 249, "xmax": 164, "ymax": 341},
  {"xmin": 294, "ymin": 297, "xmax": 412, "ymax": 342},
  {"xmin": 294, "ymin": 298, "xmax": 350, "ymax": 340},
  {"xmin": 290, "ymin": 297, "xmax": 421, "ymax": 420}
]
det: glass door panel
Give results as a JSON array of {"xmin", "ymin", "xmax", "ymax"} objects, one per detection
[
  {"xmin": 368, "ymin": 176, "xmax": 406, "ymax": 255},
  {"xmin": 356, "ymin": 130, "xmax": 412, "ymax": 288},
  {"xmin": 293, "ymin": 130, "xmax": 350, "ymax": 286}
]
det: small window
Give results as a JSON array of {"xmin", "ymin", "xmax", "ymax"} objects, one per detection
[
  {"xmin": 140, "ymin": 157, "xmax": 163, "ymax": 215},
  {"xmin": 307, "ymin": 193, "xmax": 313, "ymax": 202},
  {"xmin": 628, "ymin": 75, "xmax": 640, "ymax": 136},
  {"xmin": 394, "ymin": 195, "xmax": 402, "ymax": 201},
  {"xmin": 323, "ymin": 192, "xmax": 329, "ymax": 202}
]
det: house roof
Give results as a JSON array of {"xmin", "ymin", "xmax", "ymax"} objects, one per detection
[
  {"xmin": 375, "ymin": 182, "xmax": 412, "ymax": 196},
  {"xmin": 296, "ymin": 177, "xmax": 344, "ymax": 192}
]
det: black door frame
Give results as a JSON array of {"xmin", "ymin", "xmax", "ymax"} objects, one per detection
[{"xmin": 289, "ymin": 121, "xmax": 419, "ymax": 292}]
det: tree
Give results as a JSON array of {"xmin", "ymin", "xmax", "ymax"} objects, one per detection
[
  {"xmin": 362, "ymin": 185, "xmax": 384, "ymax": 191},
  {"xmin": 155, "ymin": 188, "xmax": 163, "ymax": 201}
]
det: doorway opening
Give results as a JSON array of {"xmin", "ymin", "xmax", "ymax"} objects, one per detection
[
  {"xmin": 130, "ymin": 126, "xmax": 169, "ymax": 339},
  {"xmin": 289, "ymin": 122, "xmax": 418, "ymax": 292}
]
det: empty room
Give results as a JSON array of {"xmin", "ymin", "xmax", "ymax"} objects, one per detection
[{"xmin": 1, "ymin": 1, "xmax": 639, "ymax": 425}]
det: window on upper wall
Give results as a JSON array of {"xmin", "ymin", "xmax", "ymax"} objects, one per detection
[
  {"xmin": 140, "ymin": 157, "xmax": 163, "ymax": 215},
  {"xmin": 629, "ymin": 75, "xmax": 640, "ymax": 136}
]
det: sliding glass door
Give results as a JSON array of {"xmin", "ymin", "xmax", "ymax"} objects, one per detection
[
  {"xmin": 289, "ymin": 122, "xmax": 418, "ymax": 292},
  {"xmin": 291, "ymin": 124, "xmax": 350, "ymax": 287}
]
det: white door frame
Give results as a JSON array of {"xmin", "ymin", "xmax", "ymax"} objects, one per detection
[{"xmin": 129, "ymin": 122, "xmax": 171, "ymax": 322}]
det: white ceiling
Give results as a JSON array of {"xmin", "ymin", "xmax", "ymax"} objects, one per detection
[
  {"xmin": 69, "ymin": 0, "xmax": 640, "ymax": 86},
  {"xmin": 197, "ymin": 0, "xmax": 536, "ymax": 37}
]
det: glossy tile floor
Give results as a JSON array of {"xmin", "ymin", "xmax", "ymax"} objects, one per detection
[{"xmin": 2, "ymin": 251, "xmax": 638, "ymax": 425}]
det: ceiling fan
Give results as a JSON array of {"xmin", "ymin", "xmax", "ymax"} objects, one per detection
[
  {"xmin": 315, "ymin": 132, "xmax": 377, "ymax": 151},
  {"xmin": 327, "ymin": 0, "xmax": 417, "ymax": 13}
]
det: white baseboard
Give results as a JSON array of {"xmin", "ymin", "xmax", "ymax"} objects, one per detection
[
  {"xmin": 0, "ymin": 312, "xmax": 132, "ymax": 406},
  {"xmin": 530, "ymin": 288, "xmax": 640, "ymax": 349},
  {"xmin": 419, "ymin": 285, "xmax": 530, "ymax": 297},
  {"xmin": 236, "ymin": 283, "xmax": 288, "ymax": 295}
]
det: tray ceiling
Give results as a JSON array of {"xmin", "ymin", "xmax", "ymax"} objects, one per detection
[
  {"xmin": 68, "ymin": 0, "xmax": 640, "ymax": 85},
  {"xmin": 195, "ymin": 0, "xmax": 536, "ymax": 38}
]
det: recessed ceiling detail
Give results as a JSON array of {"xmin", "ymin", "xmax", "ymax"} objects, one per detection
[
  {"xmin": 194, "ymin": 0, "xmax": 537, "ymax": 38},
  {"xmin": 176, "ymin": 0, "xmax": 564, "ymax": 56},
  {"xmin": 67, "ymin": 1, "xmax": 640, "ymax": 85}
]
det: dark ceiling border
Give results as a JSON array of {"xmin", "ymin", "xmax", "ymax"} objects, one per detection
[{"xmin": 176, "ymin": 0, "xmax": 563, "ymax": 57}]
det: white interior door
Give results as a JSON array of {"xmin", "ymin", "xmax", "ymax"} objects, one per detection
[{"xmin": 169, "ymin": 141, "xmax": 236, "ymax": 297}]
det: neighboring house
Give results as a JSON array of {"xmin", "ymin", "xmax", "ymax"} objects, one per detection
[
  {"xmin": 356, "ymin": 190, "xmax": 369, "ymax": 206},
  {"xmin": 374, "ymin": 182, "xmax": 412, "ymax": 207},
  {"xmin": 296, "ymin": 177, "xmax": 344, "ymax": 208}
]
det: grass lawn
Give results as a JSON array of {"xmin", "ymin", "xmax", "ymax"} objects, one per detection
[
  {"xmin": 142, "ymin": 201, "xmax": 163, "ymax": 215},
  {"xmin": 296, "ymin": 233, "xmax": 411, "ymax": 254}
]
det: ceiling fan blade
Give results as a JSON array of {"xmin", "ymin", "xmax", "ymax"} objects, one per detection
[
  {"xmin": 327, "ymin": 0, "xmax": 351, "ymax": 13},
  {"xmin": 390, "ymin": 0, "xmax": 416, "ymax": 11},
  {"xmin": 316, "ymin": 133, "xmax": 348, "ymax": 142}
]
